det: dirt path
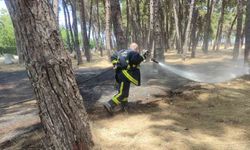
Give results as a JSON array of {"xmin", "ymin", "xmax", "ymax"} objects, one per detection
[{"xmin": 1, "ymin": 57, "xmax": 250, "ymax": 149}]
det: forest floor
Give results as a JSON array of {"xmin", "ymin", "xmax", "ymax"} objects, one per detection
[{"xmin": 1, "ymin": 50, "xmax": 250, "ymax": 149}]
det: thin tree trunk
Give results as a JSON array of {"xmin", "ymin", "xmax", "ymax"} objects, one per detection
[
  {"xmin": 80, "ymin": 0, "xmax": 91, "ymax": 62},
  {"xmin": 126, "ymin": 0, "xmax": 130, "ymax": 45},
  {"xmin": 72, "ymin": 0, "xmax": 83, "ymax": 65},
  {"xmin": 213, "ymin": 0, "xmax": 226, "ymax": 51},
  {"xmin": 66, "ymin": 0, "xmax": 75, "ymax": 51},
  {"xmin": 225, "ymin": 14, "xmax": 237, "ymax": 49},
  {"xmin": 191, "ymin": 8, "xmax": 199, "ymax": 58},
  {"xmin": 182, "ymin": 0, "xmax": 195, "ymax": 60},
  {"xmin": 172, "ymin": 0, "xmax": 182, "ymax": 53},
  {"xmin": 233, "ymin": 0, "xmax": 243, "ymax": 60},
  {"xmin": 63, "ymin": 0, "xmax": 74, "ymax": 53},
  {"xmin": 148, "ymin": 0, "xmax": 154, "ymax": 56},
  {"xmin": 245, "ymin": 0, "xmax": 250, "ymax": 64},
  {"xmin": 105, "ymin": 0, "xmax": 111, "ymax": 56},
  {"xmin": 88, "ymin": 0, "xmax": 93, "ymax": 40},
  {"xmin": 110, "ymin": 0, "xmax": 126, "ymax": 50},
  {"xmin": 202, "ymin": 0, "xmax": 215, "ymax": 54},
  {"xmin": 96, "ymin": 0, "xmax": 103, "ymax": 56},
  {"xmin": 5, "ymin": 0, "xmax": 94, "ymax": 149}
]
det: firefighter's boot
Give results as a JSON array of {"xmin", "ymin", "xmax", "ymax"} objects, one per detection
[
  {"xmin": 103, "ymin": 100, "xmax": 115, "ymax": 115},
  {"xmin": 121, "ymin": 99, "xmax": 129, "ymax": 112}
]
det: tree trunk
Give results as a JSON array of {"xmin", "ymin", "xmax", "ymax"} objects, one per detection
[
  {"xmin": 52, "ymin": 0, "xmax": 59, "ymax": 24},
  {"xmin": 80, "ymin": 0, "xmax": 91, "ymax": 62},
  {"xmin": 172, "ymin": 0, "xmax": 182, "ymax": 53},
  {"xmin": 63, "ymin": 0, "xmax": 74, "ymax": 53},
  {"xmin": 96, "ymin": 0, "xmax": 103, "ymax": 56},
  {"xmin": 191, "ymin": 8, "xmax": 199, "ymax": 58},
  {"xmin": 225, "ymin": 14, "xmax": 237, "ymax": 49},
  {"xmin": 88, "ymin": 0, "xmax": 93, "ymax": 40},
  {"xmin": 245, "ymin": 0, "xmax": 250, "ymax": 64},
  {"xmin": 233, "ymin": 0, "xmax": 243, "ymax": 60},
  {"xmin": 105, "ymin": 0, "xmax": 112, "ymax": 56},
  {"xmin": 5, "ymin": 0, "xmax": 94, "ymax": 149},
  {"xmin": 72, "ymin": 0, "xmax": 83, "ymax": 65},
  {"xmin": 110, "ymin": 0, "xmax": 126, "ymax": 50},
  {"xmin": 153, "ymin": 0, "xmax": 164, "ymax": 62},
  {"xmin": 182, "ymin": 0, "xmax": 195, "ymax": 60},
  {"xmin": 66, "ymin": 0, "xmax": 75, "ymax": 51},
  {"xmin": 147, "ymin": 0, "xmax": 154, "ymax": 53},
  {"xmin": 213, "ymin": 0, "xmax": 226, "ymax": 51},
  {"xmin": 202, "ymin": 0, "xmax": 215, "ymax": 54},
  {"xmin": 126, "ymin": 0, "xmax": 130, "ymax": 45}
]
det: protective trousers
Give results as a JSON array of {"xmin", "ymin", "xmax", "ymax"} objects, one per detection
[{"xmin": 112, "ymin": 80, "xmax": 130, "ymax": 105}]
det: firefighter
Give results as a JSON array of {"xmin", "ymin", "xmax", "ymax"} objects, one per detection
[{"xmin": 103, "ymin": 43, "xmax": 150, "ymax": 114}]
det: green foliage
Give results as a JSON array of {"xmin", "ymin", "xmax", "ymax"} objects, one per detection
[
  {"xmin": 0, "ymin": 9, "xmax": 16, "ymax": 49},
  {"xmin": 60, "ymin": 26, "xmax": 68, "ymax": 47},
  {"xmin": 0, "ymin": 46, "xmax": 16, "ymax": 55}
]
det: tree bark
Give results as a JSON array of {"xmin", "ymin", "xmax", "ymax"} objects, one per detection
[
  {"xmin": 153, "ymin": 0, "xmax": 164, "ymax": 62},
  {"xmin": 4, "ymin": 0, "xmax": 94, "ymax": 149},
  {"xmin": 202, "ymin": 0, "xmax": 215, "ymax": 54},
  {"xmin": 52, "ymin": 0, "xmax": 59, "ymax": 24},
  {"xmin": 245, "ymin": 0, "xmax": 250, "ymax": 64},
  {"xmin": 191, "ymin": 8, "xmax": 199, "ymax": 58},
  {"xmin": 182, "ymin": 0, "xmax": 195, "ymax": 60},
  {"xmin": 96, "ymin": 0, "xmax": 103, "ymax": 56},
  {"xmin": 172, "ymin": 0, "xmax": 182, "ymax": 53},
  {"xmin": 63, "ymin": 0, "xmax": 74, "ymax": 53},
  {"xmin": 213, "ymin": 0, "xmax": 226, "ymax": 51},
  {"xmin": 80, "ymin": 0, "xmax": 91, "ymax": 62},
  {"xmin": 65, "ymin": 0, "xmax": 75, "ymax": 51},
  {"xmin": 105, "ymin": 0, "xmax": 111, "ymax": 56},
  {"xmin": 233, "ymin": 0, "xmax": 243, "ymax": 60},
  {"xmin": 225, "ymin": 14, "xmax": 237, "ymax": 49},
  {"xmin": 88, "ymin": 0, "xmax": 93, "ymax": 40},
  {"xmin": 72, "ymin": 0, "xmax": 83, "ymax": 65},
  {"xmin": 110, "ymin": 0, "xmax": 126, "ymax": 50}
]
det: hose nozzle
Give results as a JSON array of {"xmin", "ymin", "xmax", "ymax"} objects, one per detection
[{"xmin": 151, "ymin": 58, "xmax": 159, "ymax": 64}]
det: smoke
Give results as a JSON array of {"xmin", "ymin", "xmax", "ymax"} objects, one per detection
[{"xmin": 157, "ymin": 60, "xmax": 249, "ymax": 83}]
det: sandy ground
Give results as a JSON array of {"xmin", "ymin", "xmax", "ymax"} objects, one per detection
[{"xmin": 1, "ymin": 50, "xmax": 250, "ymax": 149}]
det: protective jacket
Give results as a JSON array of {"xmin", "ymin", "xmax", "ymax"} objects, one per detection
[{"xmin": 111, "ymin": 49, "xmax": 144, "ymax": 86}]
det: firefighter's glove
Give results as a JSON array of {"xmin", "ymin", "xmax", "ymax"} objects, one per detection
[
  {"xmin": 142, "ymin": 49, "xmax": 150, "ymax": 60},
  {"xmin": 113, "ymin": 64, "xmax": 117, "ymax": 70}
]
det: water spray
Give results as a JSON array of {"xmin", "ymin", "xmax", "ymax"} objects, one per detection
[{"xmin": 149, "ymin": 58, "xmax": 249, "ymax": 83}]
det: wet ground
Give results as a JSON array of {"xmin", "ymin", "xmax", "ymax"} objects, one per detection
[{"xmin": 1, "ymin": 52, "xmax": 250, "ymax": 149}]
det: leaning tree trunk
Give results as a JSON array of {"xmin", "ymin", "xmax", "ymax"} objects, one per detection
[
  {"xmin": 110, "ymin": 0, "xmax": 126, "ymax": 50},
  {"xmin": 244, "ymin": 0, "xmax": 250, "ymax": 64},
  {"xmin": 233, "ymin": 0, "xmax": 243, "ymax": 60},
  {"xmin": 72, "ymin": 0, "xmax": 83, "ymax": 65},
  {"xmin": 105, "ymin": 0, "xmax": 112, "ymax": 56},
  {"xmin": 4, "ymin": 0, "xmax": 94, "ymax": 149},
  {"xmin": 11, "ymin": 18, "xmax": 24, "ymax": 64},
  {"xmin": 80, "ymin": 0, "xmax": 91, "ymax": 62},
  {"xmin": 225, "ymin": 14, "xmax": 237, "ymax": 49}
]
